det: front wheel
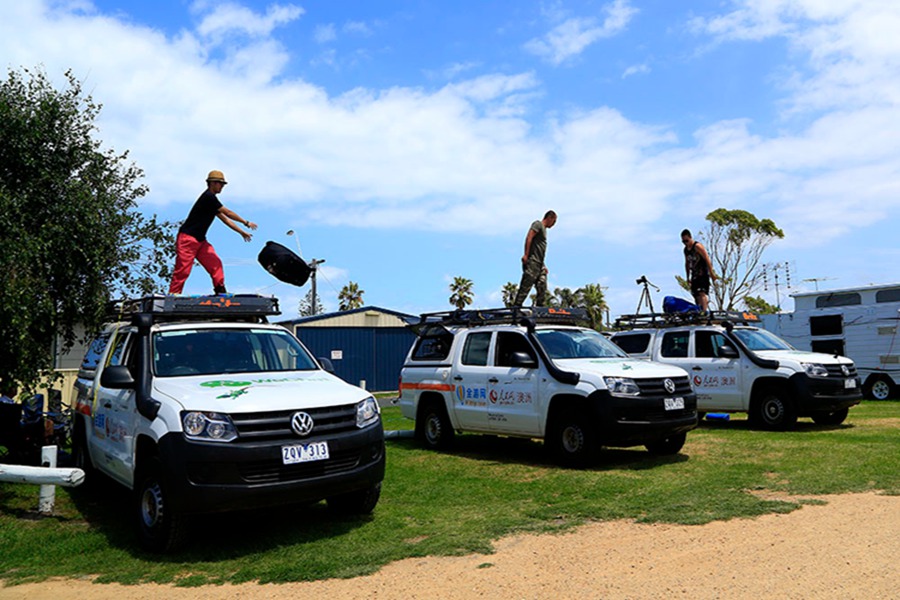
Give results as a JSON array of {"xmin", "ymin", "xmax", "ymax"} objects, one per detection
[
  {"xmin": 134, "ymin": 457, "xmax": 188, "ymax": 553},
  {"xmin": 811, "ymin": 408, "xmax": 849, "ymax": 426},
  {"xmin": 548, "ymin": 411, "xmax": 596, "ymax": 467},
  {"xmin": 415, "ymin": 400, "xmax": 454, "ymax": 450},
  {"xmin": 751, "ymin": 388, "xmax": 797, "ymax": 431},
  {"xmin": 645, "ymin": 432, "xmax": 687, "ymax": 456},
  {"xmin": 327, "ymin": 482, "xmax": 382, "ymax": 515}
]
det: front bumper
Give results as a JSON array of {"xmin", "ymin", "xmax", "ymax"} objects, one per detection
[
  {"xmin": 789, "ymin": 374, "xmax": 863, "ymax": 415},
  {"xmin": 156, "ymin": 421, "xmax": 385, "ymax": 514},
  {"xmin": 592, "ymin": 390, "xmax": 698, "ymax": 447}
]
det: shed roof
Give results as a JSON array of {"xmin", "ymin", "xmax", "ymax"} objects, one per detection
[{"xmin": 277, "ymin": 305, "xmax": 418, "ymax": 328}]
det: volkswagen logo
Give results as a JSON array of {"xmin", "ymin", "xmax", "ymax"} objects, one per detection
[
  {"xmin": 841, "ymin": 365, "xmax": 849, "ymax": 376},
  {"xmin": 291, "ymin": 412, "xmax": 314, "ymax": 437},
  {"xmin": 663, "ymin": 378, "xmax": 676, "ymax": 394}
]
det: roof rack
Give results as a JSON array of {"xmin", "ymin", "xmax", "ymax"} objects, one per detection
[
  {"xmin": 414, "ymin": 306, "xmax": 589, "ymax": 332},
  {"xmin": 614, "ymin": 310, "xmax": 760, "ymax": 330},
  {"xmin": 107, "ymin": 294, "xmax": 280, "ymax": 323}
]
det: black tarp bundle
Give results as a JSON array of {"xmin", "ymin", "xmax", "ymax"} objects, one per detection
[{"xmin": 258, "ymin": 241, "xmax": 312, "ymax": 287}]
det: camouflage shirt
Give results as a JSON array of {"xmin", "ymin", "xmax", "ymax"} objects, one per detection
[{"xmin": 527, "ymin": 220, "xmax": 548, "ymax": 265}]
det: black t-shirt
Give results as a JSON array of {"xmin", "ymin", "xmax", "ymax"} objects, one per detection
[{"xmin": 179, "ymin": 190, "xmax": 222, "ymax": 242}]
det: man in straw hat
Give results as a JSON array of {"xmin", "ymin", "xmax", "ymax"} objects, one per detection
[{"xmin": 168, "ymin": 170, "xmax": 257, "ymax": 295}]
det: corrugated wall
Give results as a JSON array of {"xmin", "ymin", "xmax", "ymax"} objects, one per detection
[{"xmin": 294, "ymin": 326, "xmax": 415, "ymax": 392}]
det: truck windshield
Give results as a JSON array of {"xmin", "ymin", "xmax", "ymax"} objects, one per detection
[
  {"xmin": 534, "ymin": 328, "xmax": 627, "ymax": 359},
  {"xmin": 153, "ymin": 328, "xmax": 319, "ymax": 377},
  {"xmin": 731, "ymin": 328, "xmax": 794, "ymax": 351}
]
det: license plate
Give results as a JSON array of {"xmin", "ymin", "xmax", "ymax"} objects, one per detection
[
  {"xmin": 282, "ymin": 441, "xmax": 329, "ymax": 465},
  {"xmin": 664, "ymin": 397, "xmax": 685, "ymax": 410},
  {"xmin": 845, "ymin": 378, "xmax": 857, "ymax": 389}
]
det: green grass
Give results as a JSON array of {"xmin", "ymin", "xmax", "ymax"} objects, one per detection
[{"xmin": 1, "ymin": 401, "xmax": 898, "ymax": 586}]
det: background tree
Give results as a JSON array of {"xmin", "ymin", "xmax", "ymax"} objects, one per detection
[
  {"xmin": 338, "ymin": 281, "xmax": 365, "ymax": 311},
  {"xmin": 678, "ymin": 208, "xmax": 784, "ymax": 310},
  {"xmin": 743, "ymin": 295, "xmax": 780, "ymax": 314},
  {"xmin": 0, "ymin": 67, "xmax": 175, "ymax": 390},
  {"xmin": 449, "ymin": 277, "xmax": 474, "ymax": 310},
  {"xmin": 299, "ymin": 290, "xmax": 326, "ymax": 316},
  {"xmin": 577, "ymin": 283, "xmax": 608, "ymax": 330},
  {"xmin": 501, "ymin": 282, "xmax": 518, "ymax": 308},
  {"xmin": 552, "ymin": 287, "xmax": 580, "ymax": 308}
]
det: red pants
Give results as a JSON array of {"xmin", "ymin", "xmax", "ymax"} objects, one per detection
[{"xmin": 168, "ymin": 233, "xmax": 224, "ymax": 294}]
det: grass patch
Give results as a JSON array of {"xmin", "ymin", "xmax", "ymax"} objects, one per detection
[{"xmin": 1, "ymin": 401, "xmax": 897, "ymax": 586}]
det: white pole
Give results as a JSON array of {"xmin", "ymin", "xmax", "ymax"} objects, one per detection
[{"xmin": 38, "ymin": 445, "xmax": 57, "ymax": 514}]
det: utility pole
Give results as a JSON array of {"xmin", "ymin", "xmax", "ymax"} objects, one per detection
[{"xmin": 309, "ymin": 259, "xmax": 325, "ymax": 314}]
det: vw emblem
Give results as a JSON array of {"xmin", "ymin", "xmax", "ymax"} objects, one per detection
[
  {"xmin": 663, "ymin": 379, "xmax": 676, "ymax": 394},
  {"xmin": 291, "ymin": 412, "xmax": 314, "ymax": 437},
  {"xmin": 841, "ymin": 365, "xmax": 849, "ymax": 376}
]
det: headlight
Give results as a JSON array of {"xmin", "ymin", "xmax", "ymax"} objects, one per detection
[
  {"xmin": 181, "ymin": 411, "xmax": 237, "ymax": 442},
  {"xmin": 802, "ymin": 363, "xmax": 829, "ymax": 377},
  {"xmin": 604, "ymin": 376, "xmax": 641, "ymax": 396},
  {"xmin": 356, "ymin": 396, "xmax": 380, "ymax": 428}
]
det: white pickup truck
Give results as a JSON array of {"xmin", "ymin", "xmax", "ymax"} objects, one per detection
[
  {"xmin": 610, "ymin": 315, "xmax": 862, "ymax": 429},
  {"xmin": 72, "ymin": 295, "xmax": 385, "ymax": 552},
  {"xmin": 398, "ymin": 308, "xmax": 698, "ymax": 465}
]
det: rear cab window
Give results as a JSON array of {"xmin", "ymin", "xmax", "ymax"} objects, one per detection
[
  {"xmin": 410, "ymin": 325, "xmax": 454, "ymax": 361},
  {"xmin": 612, "ymin": 333, "xmax": 652, "ymax": 355}
]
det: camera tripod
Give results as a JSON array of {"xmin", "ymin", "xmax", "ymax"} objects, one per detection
[{"xmin": 635, "ymin": 275, "xmax": 660, "ymax": 315}]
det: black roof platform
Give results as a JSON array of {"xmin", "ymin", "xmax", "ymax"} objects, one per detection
[
  {"xmin": 614, "ymin": 310, "xmax": 760, "ymax": 330},
  {"xmin": 414, "ymin": 306, "xmax": 590, "ymax": 333},
  {"xmin": 108, "ymin": 294, "xmax": 281, "ymax": 323}
]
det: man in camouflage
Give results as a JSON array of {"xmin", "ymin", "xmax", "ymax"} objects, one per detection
[{"xmin": 513, "ymin": 210, "xmax": 557, "ymax": 306}]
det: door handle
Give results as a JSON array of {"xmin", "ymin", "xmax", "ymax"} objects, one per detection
[
  {"xmin": 488, "ymin": 377, "xmax": 499, "ymax": 383},
  {"xmin": 453, "ymin": 376, "xmax": 463, "ymax": 381},
  {"xmin": 692, "ymin": 366, "xmax": 702, "ymax": 371}
]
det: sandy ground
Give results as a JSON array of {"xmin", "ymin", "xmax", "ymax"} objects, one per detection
[{"xmin": 2, "ymin": 492, "xmax": 898, "ymax": 600}]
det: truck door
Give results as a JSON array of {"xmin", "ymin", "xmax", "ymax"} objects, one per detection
[
  {"xmin": 486, "ymin": 331, "xmax": 540, "ymax": 435},
  {"xmin": 690, "ymin": 330, "xmax": 743, "ymax": 410},
  {"xmin": 93, "ymin": 333, "xmax": 138, "ymax": 486},
  {"xmin": 449, "ymin": 331, "xmax": 493, "ymax": 432}
]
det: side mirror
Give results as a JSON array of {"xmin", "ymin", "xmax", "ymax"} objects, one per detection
[
  {"xmin": 100, "ymin": 365, "xmax": 136, "ymax": 389},
  {"xmin": 318, "ymin": 357, "xmax": 336, "ymax": 374},
  {"xmin": 718, "ymin": 345, "xmax": 739, "ymax": 359},
  {"xmin": 509, "ymin": 351, "xmax": 538, "ymax": 369}
]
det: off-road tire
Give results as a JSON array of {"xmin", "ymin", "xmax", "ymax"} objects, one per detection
[
  {"xmin": 645, "ymin": 432, "xmax": 687, "ymax": 456},
  {"xmin": 750, "ymin": 388, "xmax": 798, "ymax": 431},
  {"xmin": 327, "ymin": 482, "xmax": 382, "ymax": 515},
  {"xmin": 810, "ymin": 408, "xmax": 849, "ymax": 426},
  {"xmin": 547, "ymin": 410, "xmax": 596, "ymax": 467},
  {"xmin": 134, "ymin": 457, "xmax": 188, "ymax": 553},
  {"xmin": 415, "ymin": 400, "xmax": 454, "ymax": 450}
]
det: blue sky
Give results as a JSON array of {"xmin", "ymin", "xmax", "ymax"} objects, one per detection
[{"xmin": 3, "ymin": 0, "xmax": 900, "ymax": 320}]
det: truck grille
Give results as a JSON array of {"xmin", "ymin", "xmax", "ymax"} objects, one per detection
[
  {"xmin": 635, "ymin": 376, "xmax": 693, "ymax": 396},
  {"xmin": 240, "ymin": 448, "xmax": 364, "ymax": 483},
  {"xmin": 824, "ymin": 364, "xmax": 858, "ymax": 378},
  {"xmin": 230, "ymin": 404, "xmax": 358, "ymax": 442}
]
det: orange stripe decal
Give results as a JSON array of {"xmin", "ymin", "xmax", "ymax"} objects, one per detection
[{"xmin": 399, "ymin": 382, "xmax": 455, "ymax": 392}]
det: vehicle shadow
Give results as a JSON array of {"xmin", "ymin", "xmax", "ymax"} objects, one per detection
[
  {"xmin": 66, "ymin": 474, "xmax": 373, "ymax": 560},
  {"xmin": 388, "ymin": 435, "xmax": 690, "ymax": 471},
  {"xmin": 696, "ymin": 418, "xmax": 856, "ymax": 432}
]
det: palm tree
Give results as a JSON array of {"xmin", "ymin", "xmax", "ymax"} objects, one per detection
[
  {"xmin": 577, "ymin": 283, "xmax": 608, "ymax": 330},
  {"xmin": 553, "ymin": 287, "xmax": 581, "ymax": 308},
  {"xmin": 449, "ymin": 277, "xmax": 474, "ymax": 309},
  {"xmin": 338, "ymin": 281, "xmax": 365, "ymax": 311},
  {"xmin": 501, "ymin": 282, "xmax": 518, "ymax": 308}
]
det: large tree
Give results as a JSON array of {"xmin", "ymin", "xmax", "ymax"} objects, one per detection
[
  {"xmin": 338, "ymin": 281, "xmax": 364, "ymax": 311},
  {"xmin": 449, "ymin": 277, "xmax": 474, "ymax": 310},
  {"xmin": 299, "ymin": 290, "xmax": 326, "ymax": 316},
  {"xmin": 0, "ymin": 68, "xmax": 175, "ymax": 390},
  {"xmin": 577, "ymin": 283, "xmax": 607, "ymax": 330},
  {"xmin": 501, "ymin": 282, "xmax": 518, "ymax": 308},
  {"xmin": 679, "ymin": 208, "xmax": 784, "ymax": 311}
]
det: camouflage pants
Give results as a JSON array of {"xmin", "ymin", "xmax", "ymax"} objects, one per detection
[{"xmin": 513, "ymin": 259, "xmax": 547, "ymax": 306}]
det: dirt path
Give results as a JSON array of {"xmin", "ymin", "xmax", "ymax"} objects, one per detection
[{"xmin": 2, "ymin": 492, "xmax": 898, "ymax": 599}]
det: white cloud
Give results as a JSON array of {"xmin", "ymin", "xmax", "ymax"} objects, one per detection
[
  {"xmin": 622, "ymin": 63, "xmax": 650, "ymax": 78},
  {"xmin": 525, "ymin": 0, "xmax": 638, "ymax": 65},
  {"xmin": 314, "ymin": 23, "xmax": 336, "ymax": 44},
  {"xmin": 193, "ymin": 1, "xmax": 304, "ymax": 41},
  {"xmin": 343, "ymin": 21, "xmax": 372, "ymax": 36}
]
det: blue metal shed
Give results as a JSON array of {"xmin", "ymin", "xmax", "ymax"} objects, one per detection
[{"xmin": 278, "ymin": 306, "xmax": 417, "ymax": 392}]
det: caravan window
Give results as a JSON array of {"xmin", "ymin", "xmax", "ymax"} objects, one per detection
[
  {"xmin": 810, "ymin": 315, "xmax": 843, "ymax": 336},
  {"xmin": 815, "ymin": 293, "xmax": 861, "ymax": 308},
  {"xmin": 876, "ymin": 288, "xmax": 900, "ymax": 303}
]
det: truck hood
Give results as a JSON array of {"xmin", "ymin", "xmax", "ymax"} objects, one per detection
[
  {"xmin": 556, "ymin": 357, "xmax": 690, "ymax": 381},
  {"xmin": 152, "ymin": 371, "xmax": 369, "ymax": 413},
  {"xmin": 754, "ymin": 350, "xmax": 853, "ymax": 366}
]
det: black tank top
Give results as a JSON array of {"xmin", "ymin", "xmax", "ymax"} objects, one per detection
[{"xmin": 684, "ymin": 242, "xmax": 708, "ymax": 279}]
